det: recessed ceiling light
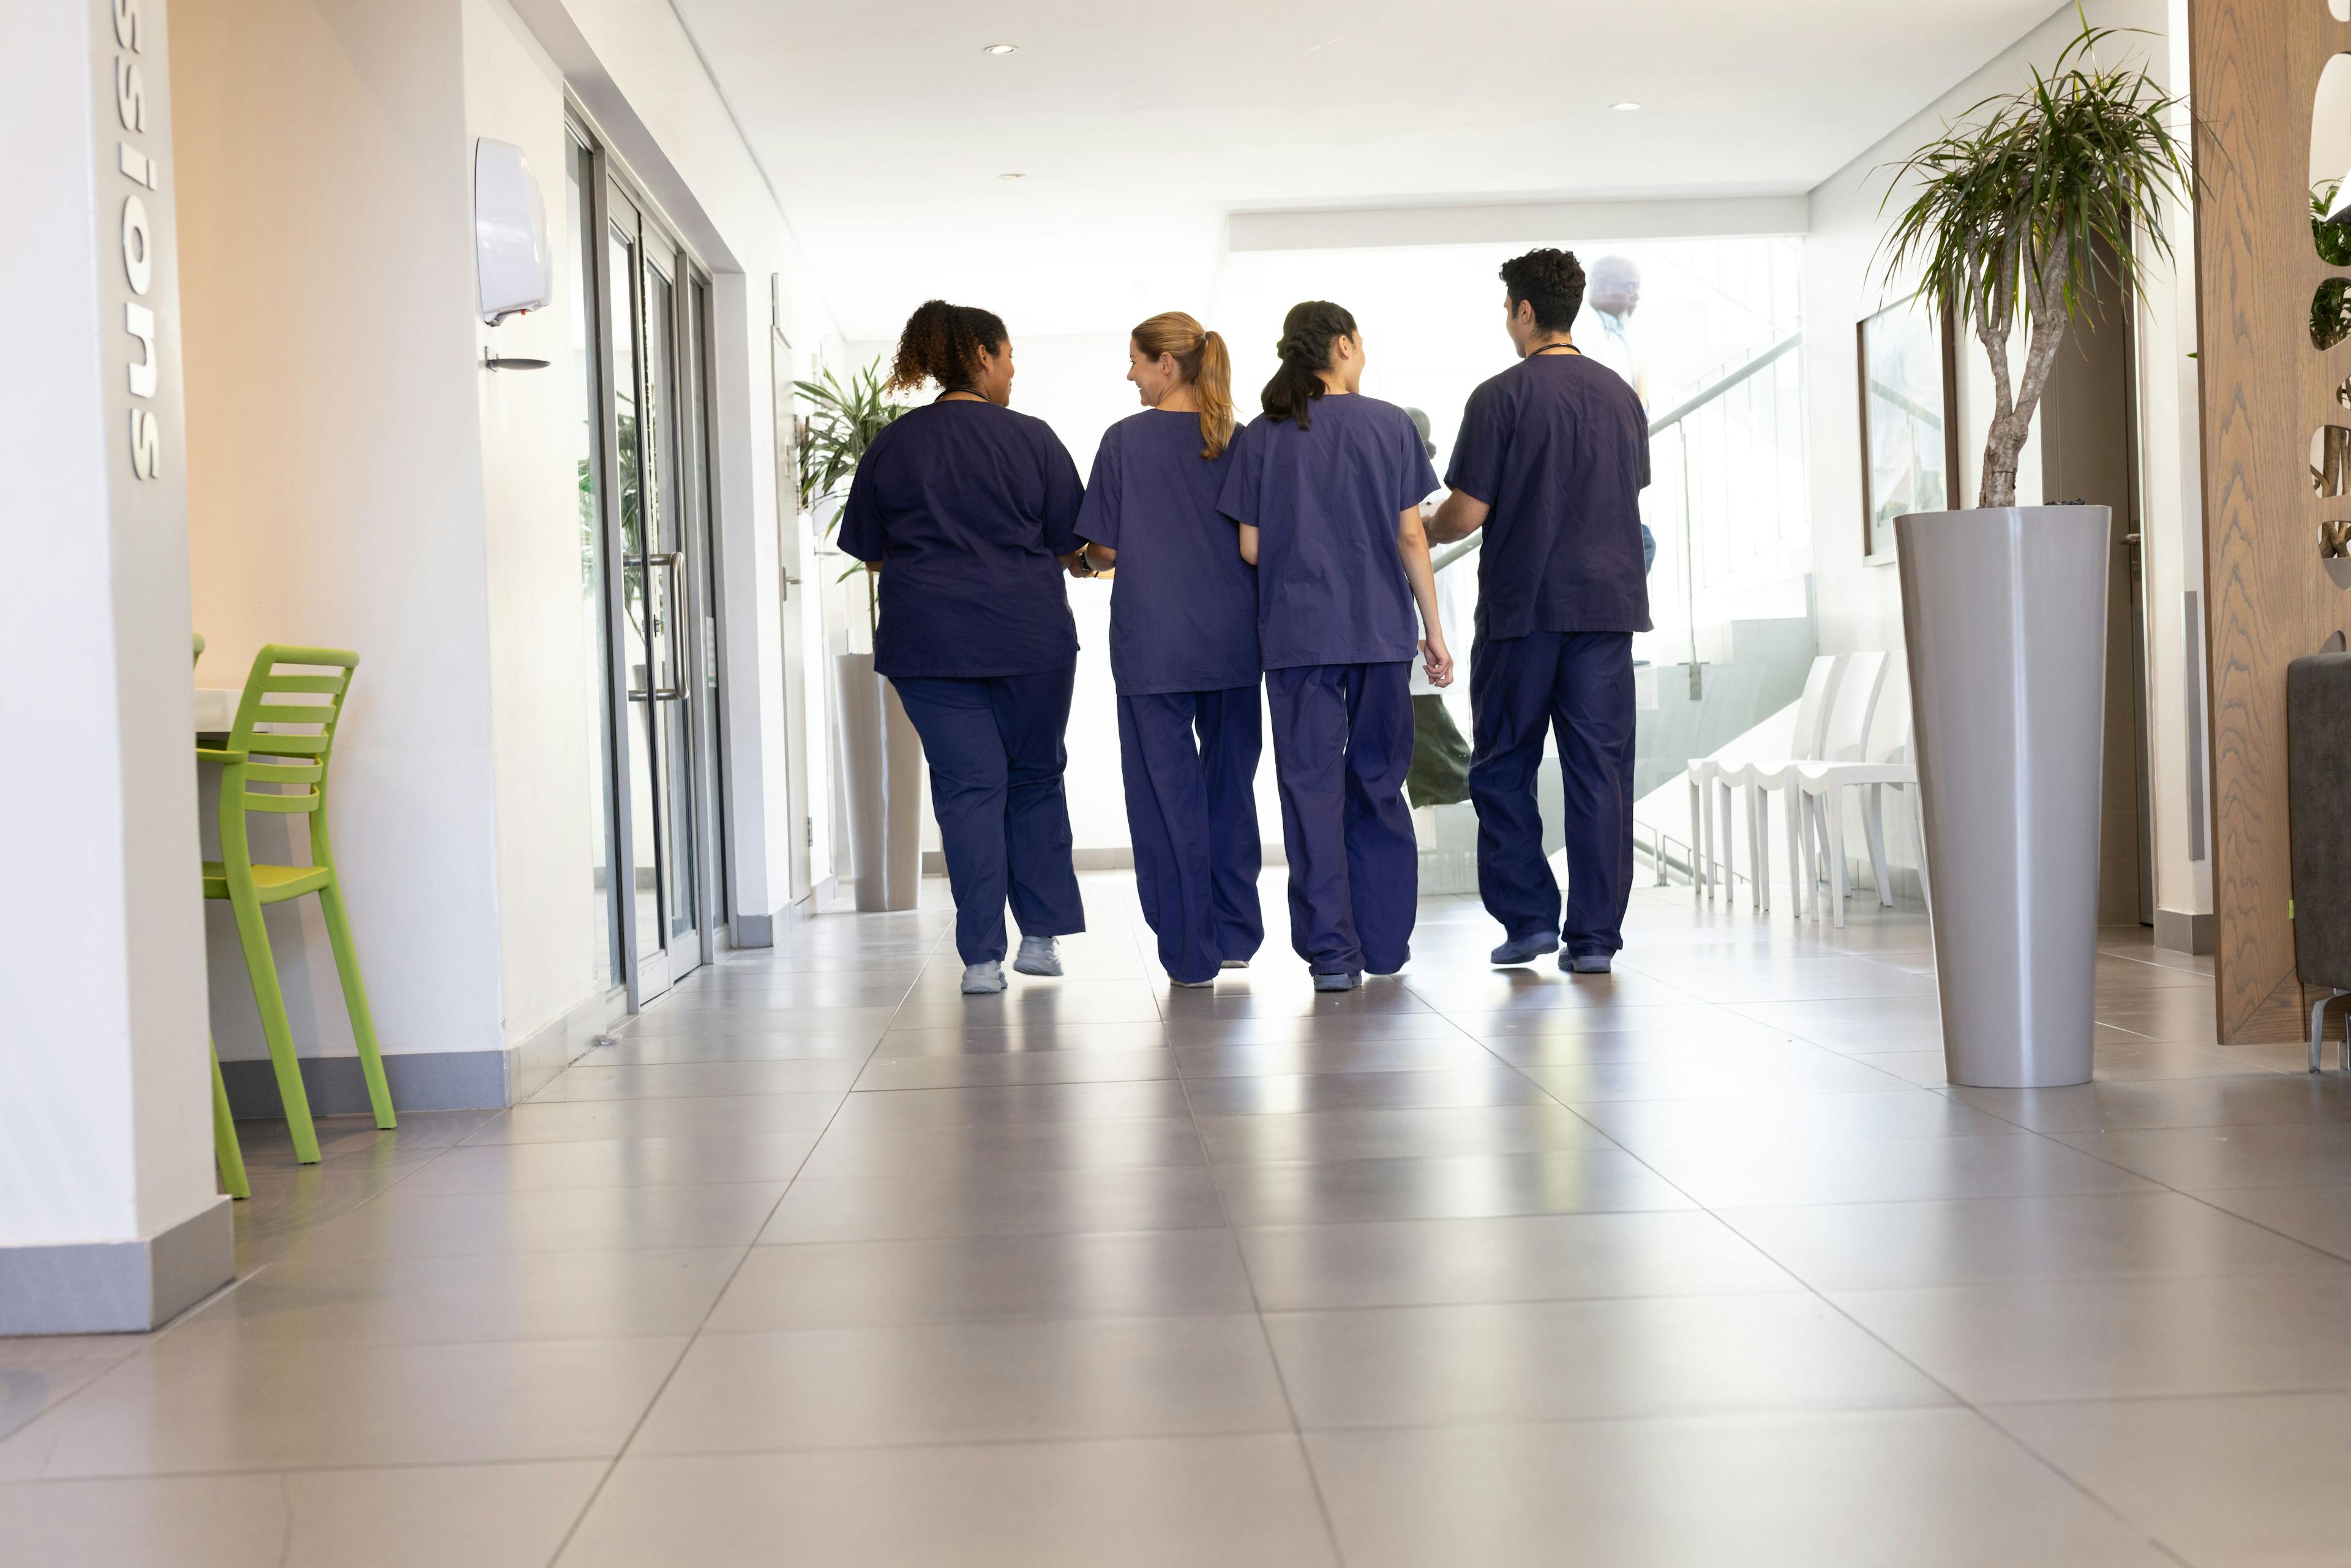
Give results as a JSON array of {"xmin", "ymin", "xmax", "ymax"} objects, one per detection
[
  {"xmin": 1610, "ymin": 100, "xmax": 1641, "ymax": 111},
  {"xmin": 999, "ymin": 172, "xmax": 1024, "ymax": 181},
  {"xmin": 983, "ymin": 43, "xmax": 1018, "ymax": 55}
]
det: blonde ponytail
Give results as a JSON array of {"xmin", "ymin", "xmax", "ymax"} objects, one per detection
[{"xmin": 1132, "ymin": 311, "xmax": 1236, "ymax": 459}]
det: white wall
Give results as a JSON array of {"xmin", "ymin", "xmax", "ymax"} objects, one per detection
[
  {"xmin": 464, "ymin": 0, "xmax": 603, "ymax": 1043},
  {"xmin": 1, "ymin": 0, "xmax": 219, "ymax": 1251},
  {"xmin": 178, "ymin": 0, "xmax": 509, "ymax": 1065},
  {"xmin": 1800, "ymin": 0, "xmax": 2203, "ymax": 916}
]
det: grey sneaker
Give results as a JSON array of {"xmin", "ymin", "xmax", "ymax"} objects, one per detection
[
  {"xmin": 1311, "ymin": 970, "xmax": 1363, "ymax": 992},
  {"xmin": 961, "ymin": 960, "xmax": 1007, "ymax": 994},
  {"xmin": 1013, "ymin": 936, "xmax": 1063, "ymax": 977},
  {"xmin": 1220, "ymin": 959, "xmax": 1250, "ymax": 970},
  {"xmin": 1563, "ymin": 952, "xmax": 1613, "ymax": 975},
  {"xmin": 1171, "ymin": 976, "xmax": 1215, "ymax": 989}
]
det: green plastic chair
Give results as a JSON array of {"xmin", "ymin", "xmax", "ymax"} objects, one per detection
[
  {"xmin": 194, "ymin": 634, "xmax": 248, "ymax": 1201},
  {"xmin": 197, "ymin": 645, "xmax": 394, "ymax": 1165}
]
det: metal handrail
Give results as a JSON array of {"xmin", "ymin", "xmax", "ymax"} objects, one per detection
[{"xmin": 1431, "ymin": 330, "xmax": 1805, "ymax": 575}]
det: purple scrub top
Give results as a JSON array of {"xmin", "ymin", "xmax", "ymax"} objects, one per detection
[
  {"xmin": 837, "ymin": 399, "xmax": 1084, "ymax": 679},
  {"xmin": 1217, "ymin": 394, "xmax": 1439, "ymax": 670},
  {"xmin": 1443, "ymin": 352, "xmax": 1652, "ymax": 639},
  {"xmin": 1073, "ymin": 408, "xmax": 1256, "ymax": 696}
]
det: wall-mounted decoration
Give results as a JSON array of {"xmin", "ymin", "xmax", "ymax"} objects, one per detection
[{"xmin": 1855, "ymin": 294, "xmax": 1959, "ymax": 562}]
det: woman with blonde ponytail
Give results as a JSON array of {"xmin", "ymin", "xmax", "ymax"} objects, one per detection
[{"xmin": 1071, "ymin": 312, "xmax": 1263, "ymax": 987}]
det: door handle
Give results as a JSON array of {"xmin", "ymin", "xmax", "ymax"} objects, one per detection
[{"xmin": 627, "ymin": 687, "xmax": 684, "ymax": 700}]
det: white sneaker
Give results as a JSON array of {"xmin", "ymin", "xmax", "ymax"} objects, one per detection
[
  {"xmin": 1220, "ymin": 959, "xmax": 1250, "ymax": 970},
  {"xmin": 961, "ymin": 961, "xmax": 1007, "ymax": 994},
  {"xmin": 1013, "ymin": 936, "xmax": 1063, "ymax": 977}
]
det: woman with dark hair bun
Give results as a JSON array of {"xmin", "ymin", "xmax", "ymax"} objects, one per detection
[
  {"xmin": 838, "ymin": 299, "xmax": 1089, "ymax": 994},
  {"xmin": 1073, "ymin": 312, "xmax": 1261, "ymax": 989},
  {"xmin": 1218, "ymin": 301, "xmax": 1453, "ymax": 991}
]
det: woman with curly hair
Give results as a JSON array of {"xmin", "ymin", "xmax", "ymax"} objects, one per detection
[
  {"xmin": 1073, "ymin": 312, "xmax": 1262, "ymax": 989},
  {"xmin": 837, "ymin": 299, "xmax": 1088, "ymax": 994},
  {"xmin": 1218, "ymin": 301, "xmax": 1452, "ymax": 991}
]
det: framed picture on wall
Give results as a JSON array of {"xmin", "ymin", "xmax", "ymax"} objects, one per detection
[{"xmin": 1856, "ymin": 294, "xmax": 1960, "ymax": 563}]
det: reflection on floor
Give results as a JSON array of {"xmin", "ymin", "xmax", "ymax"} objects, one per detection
[{"xmin": 10, "ymin": 872, "xmax": 2351, "ymax": 1565}]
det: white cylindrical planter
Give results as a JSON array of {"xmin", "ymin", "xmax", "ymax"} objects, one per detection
[
  {"xmin": 1895, "ymin": 505, "xmax": 2110, "ymax": 1088},
  {"xmin": 834, "ymin": 653, "xmax": 924, "ymax": 912}
]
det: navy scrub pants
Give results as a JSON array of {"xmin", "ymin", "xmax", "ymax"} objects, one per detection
[
  {"xmin": 1264, "ymin": 661, "xmax": 1417, "ymax": 976},
  {"xmin": 1468, "ymin": 630, "xmax": 1637, "ymax": 959},
  {"xmin": 1118, "ymin": 687, "xmax": 1265, "ymax": 985},
  {"xmin": 890, "ymin": 665, "xmax": 1086, "ymax": 965}
]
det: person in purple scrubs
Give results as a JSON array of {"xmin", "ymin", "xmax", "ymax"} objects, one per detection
[
  {"xmin": 1072, "ymin": 312, "xmax": 1261, "ymax": 989},
  {"xmin": 838, "ymin": 299, "xmax": 1089, "ymax": 995},
  {"xmin": 1218, "ymin": 301, "xmax": 1453, "ymax": 991},
  {"xmin": 1426, "ymin": 249, "xmax": 1652, "ymax": 975}
]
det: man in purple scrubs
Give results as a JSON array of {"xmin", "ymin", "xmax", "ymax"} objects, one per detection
[{"xmin": 1427, "ymin": 250, "xmax": 1652, "ymax": 973}]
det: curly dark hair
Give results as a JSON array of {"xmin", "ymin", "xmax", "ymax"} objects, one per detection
[
  {"xmin": 1260, "ymin": 300, "xmax": 1359, "ymax": 430},
  {"xmin": 887, "ymin": 299, "xmax": 1008, "ymax": 394},
  {"xmin": 1499, "ymin": 249, "xmax": 1586, "ymax": 333}
]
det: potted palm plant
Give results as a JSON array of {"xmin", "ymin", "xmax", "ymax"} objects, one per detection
[
  {"xmin": 798, "ymin": 362, "xmax": 921, "ymax": 912},
  {"xmin": 1875, "ymin": 15, "xmax": 2191, "ymax": 1088}
]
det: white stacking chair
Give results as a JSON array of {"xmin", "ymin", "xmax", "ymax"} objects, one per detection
[
  {"xmin": 1745, "ymin": 651, "xmax": 1884, "ymax": 921},
  {"xmin": 1717, "ymin": 654, "xmax": 1847, "ymax": 912},
  {"xmin": 1687, "ymin": 743, "xmax": 1736, "ymax": 899},
  {"xmin": 1796, "ymin": 719, "xmax": 1930, "ymax": 928}
]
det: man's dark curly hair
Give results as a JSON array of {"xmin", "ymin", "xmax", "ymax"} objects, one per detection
[{"xmin": 1499, "ymin": 248, "xmax": 1586, "ymax": 334}]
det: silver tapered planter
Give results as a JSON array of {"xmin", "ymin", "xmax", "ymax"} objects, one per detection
[
  {"xmin": 1895, "ymin": 505, "xmax": 2109, "ymax": 1088},
  {"xmin": 833, "ymin": 653, "xmax": 924, "ymax": 912}
]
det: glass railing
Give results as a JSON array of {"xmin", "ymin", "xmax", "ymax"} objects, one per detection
[{"xmin": 1418, "ymin": 332, "xmax": 1813, "ymax": 891}]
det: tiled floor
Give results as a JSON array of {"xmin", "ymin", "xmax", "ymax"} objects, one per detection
[{"xmin": 8, "ymin": 872, "xmax": 2350, "ymax": 1564}]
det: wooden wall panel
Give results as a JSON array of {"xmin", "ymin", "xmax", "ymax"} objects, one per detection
[{"xmin": 2189, "ymin": 0, "xmax": 2351, "ymax": 1043}]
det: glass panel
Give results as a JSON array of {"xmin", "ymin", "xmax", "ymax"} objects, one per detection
[
  {"xmin": 689, "ymin": 275, "xmax": 729, "ymax": 929},
  {"xmin": 567, "ymin": 134, "xmax": 619, "ymax": 992},
  {"xmin": 610, "ymin": 217, "xmax": 663, "ymax": 967},
  {"xmin": 643, "ymin": 264, "xmax": 698, "ymax": 946}
]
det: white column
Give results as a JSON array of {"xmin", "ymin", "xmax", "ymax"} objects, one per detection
[{"xmin": 0, "ymin": 0, "xmax": 229, "ymax": 1332}]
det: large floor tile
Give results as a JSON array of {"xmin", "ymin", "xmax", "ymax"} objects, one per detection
[
  {"xmin": 528, "ymin": 1059, "xmax": 868, "ymax": 1100},
  {"xmin": 471, "ymin": 1094, "xmax": 844, "ymax": 1145},
  {"xmin": 169, "ymin": 1247, "xmax": 745, "ymax": 1346},
  {"xmin": 1210, "ymin": 1147, "xmax": 1695, "ymax": 1227},
  {"xmin": 281, "ymin": 1181, "xmax": 787, "ymax": 1259},
  {"xmin": 824, "ymin": 1078, "xmax": 1193, "ymax": 1130},
  {"xmin": 1831, "ymin": 1270, "xmax": 2351, "ymax": 1402},
  {"xmin": 872, "ymin": 1021, "xmax": 1174, "ymax": 1057},
  {"xmin": 762, "ymin": 1164, "xmax": 1228, "ymax": 1243},
  {"xmin": 1235, "ymin": 1209, "xmax": 1796, "ymax": 1310},
  {"xmin": 632, "ymin": 1316, "xmax": 1289, "ymax": 1452},
  {"xmin": 1477, "ymin": 1026, "xmax": 1827, "ymax": 1067},
  {"xmin": 796, "ymin": 1116, "xmax": 1207, "ymax": 1179},
  {"xmin": 2054, "ymin": 1121, "xmax": 2351, "ymax": 1190},
  {"xmin": 852, "ymin": 1047, "xmax": 1177, "ymax": 1089},
  {"xmin": 0, "ymin": 1336, "xmax": 685, "ymax": 1477},
  {"xmin": 1521, "ymin": 1054, "xmax": 1915, "ymax": 1103},
  {"xmin": 399, "ymin": 1131, "xmax": 826, "ymax": 1193},
  {"xmin": 2196, "ymin": 1183, "xmax": 2351, "ymax": 1264},
  {"xmin": 1170, "ymin": 1036, "xmax": 1499, "ymax": 1078},
  {"xmin": 0, "ymin": 1462, "xmax": 605, "ymax": 1568},
  {"xmin": 1305, "ymin": 1409, "xmax": 2173, "ymax": 1568},
  {"xmin": 0, "ymin": 1360, "xmax": 116, "ymax": 1445},
  {"xmin": 1635, "ymin": 1130, "xmax": 2158, "ymax": 1207},
  {"xmin": 1992, "ymin": 1390, "xmax": 2351, "ymax": 1568},
  {"xmin": 1266, "ymin": 1293, "xmax": 1949, "ymax": 1427},
  {"xmin": 1719, "ymin": 1190, "xmax": 2342, "ymax": 1291},
  {"xmin": 705, "ymin": 1229, "xmax": 1253, "ymax": 1329},
  {"xmin": 560, "ymin": 1437, "xmax": 1338, "ymax": 1567},
  {"xmin": 582, "ymin": 1033, "xmax": 878, "ymax": 1066},
  {"xmin": 1182, "ymin": 1066, "xmax": 1547, "ymax": 1116},
  {"xmin": 1196, "ymin": 1103, "xmax": 1613, "ymax": 1165}
]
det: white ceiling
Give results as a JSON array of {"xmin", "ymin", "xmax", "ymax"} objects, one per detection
[{"xmin": 670, "ymin": 0, "xmax": 2061, "ymax": 342}]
